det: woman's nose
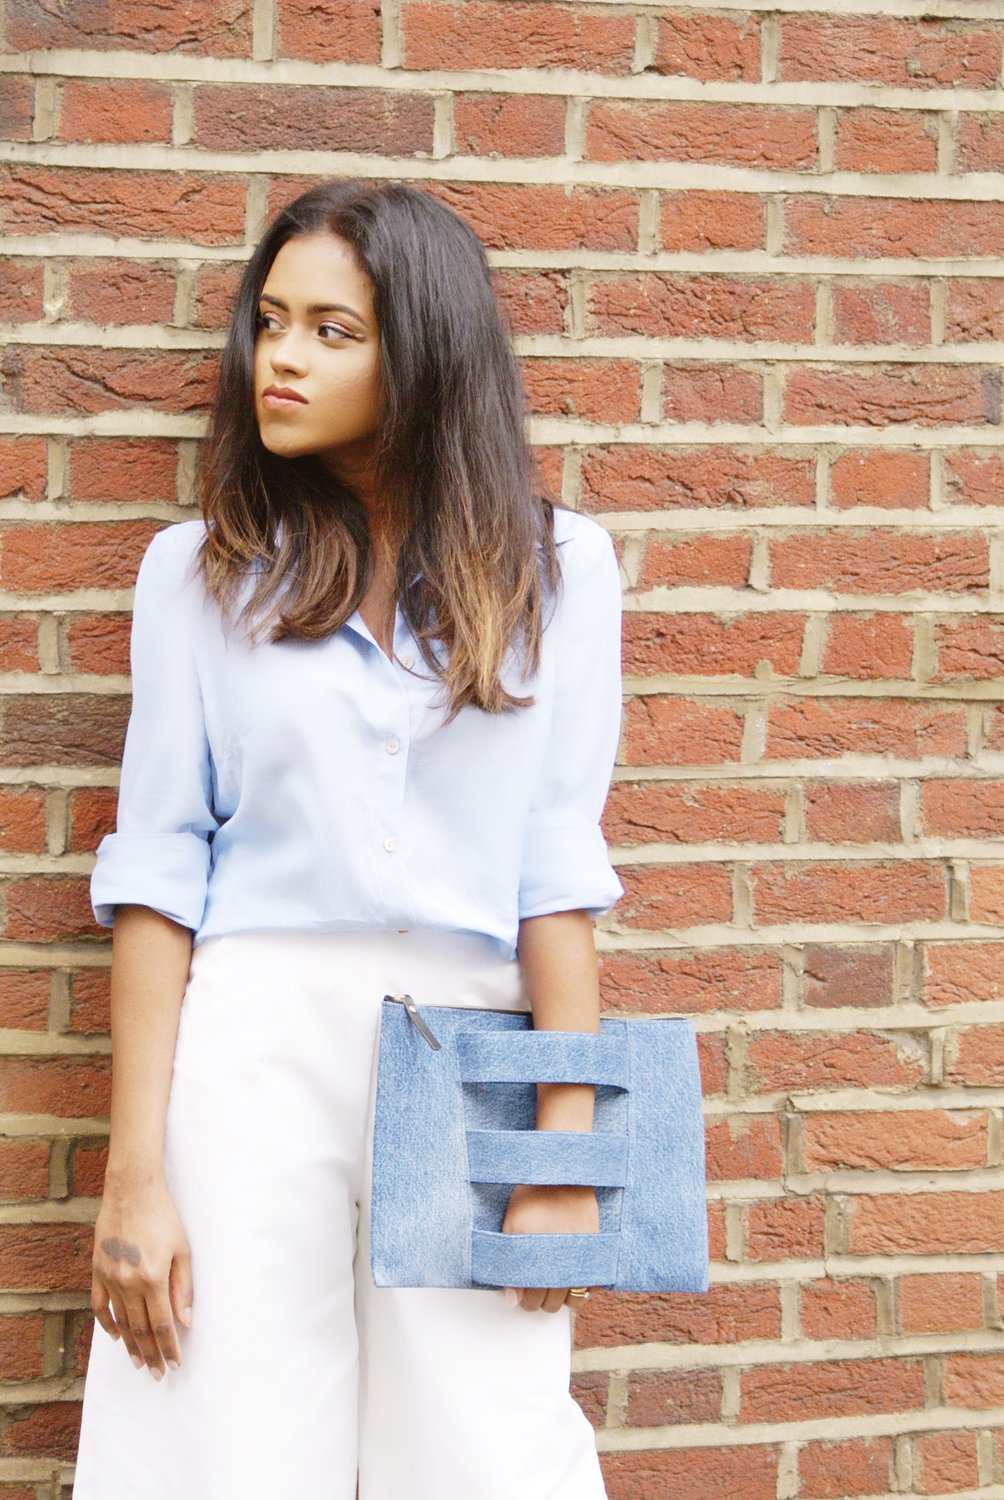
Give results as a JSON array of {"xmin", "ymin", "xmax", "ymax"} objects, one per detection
[{"xmin": 269, "ymin": 331, "xmax": 308, "ymax": 376}]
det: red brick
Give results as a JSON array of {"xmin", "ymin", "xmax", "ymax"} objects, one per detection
[
  {"xmin": 454, "ymin": 94, "xmax": 565, "ymax": 158},
  {"xmin": 935, "ymin": 619, "xmax": 1004, "ymax": 681},
  {"xmin": 57, "ymin": 80, "xmax": 172, "ymax": 144},
  {"xmin": 191, "ymin": 263, "xmax": 243, "ymax": 331},
  {"xmin": 65, "ymin": 438, "xmax": 178, "ymax": 503},
  {"xmin": 834, "ymin": 109, "xmax": 938, "ymax": 173},
  {"xmin": 1, "ymin": 347, "xmax": 215, "ymax": 416},
  {"xmin": 5, "ymin": 875, "xmax": 104, "ymax": 941},
  {"xmin": 0, "ymin": 1056, "xmax": 110, "ymax": 1116},
  {"xmin": 0, "ymin": 438, "xmax": 46, "ymax": 502},
  {"xmin": 636, "ymin": 533, "xmax": 753, "ymax": 589},
  {"xmin": 588, "ymin": 275, "xmax": 814, "ymax": 343},
  {"xmin": 0, "ymin": 260, "xmax": 43, "ymax": 323},
  {"xmin": 524, "ymin": 358, "xmax": 640, "ymax": 423},
  {"xmin": 914, "ymin": 1431, "xmax": 980, "ymax": 1495},
  {"xmin": 751, "ymin": 860, "xmax": 946, "ymax": 925},
  {"xmin": 620, "ymin": 695, "xmax": 744, "ymax": 767},
  {"xmin": 766, "ymin": 698, "xmax": 966, "ymax": 760},
  {"xmin": 771, "ymin": 529, "xmax": 989, "ymax": 594},
  {"xmin": 0, "ymin": 618, "xmax": 38, "ymax": 672},
  {"xmin": 0, "ymin": 969, "xmax": 50, "ymax": 1031},
  {"xmin": 493, "ymin": 270, "xmax": 567, "ymax": 338},
  {"xmin": 570, "ymin": 1371, "xmax": 608, "ymax": 1429},
  {"xmin": 66, "ymin": 613, "xmax": 131, "ymax": 676},
  {"xmin": 921, "ymin": 779, "xmax": 1004, "ymax": 837},
  {"xmin": 68, "ymin": 968, "xmax": 111, "ymax": 1037},
  {"xmin": 0, "ymin": 1143, "xmax": 48, "ymax": 1204},
  {"xmin": 830, "ymin": 449, "xmax": 930, "ymax": 510},
  {"xmin": 616, "ymin": 863, "xmax": 733, "ymax": 930},
  {"xmin": 802, "ymin": 944, "xmax": 896, "ymax": 1009},
  {"xmin": 698, "ymin": 1034, "xmax": 728, "ymax": 1098},
  {"xmin": 0, "ymin": 1312, "xmax": 46, "ymax": 1380},
  {"xmin": 0, "ymin": 76, "xmax": 33, "ymax": 141},
  {"xmin": 798, "ymin": 1437, "xmax": 893, "ymax": 1499},
  {"xmin": 706, "ymin": 1115, "xmax": 784, "ymax": 1181},
  {"xmin": 946, "ymin": 1025, "xmax": 1004, "ymax": 1086},
  {"xmin": 746, "ymin": 1031, "xmax": 926, "ymax": 1094},
  {"xmin": 0, "ymin": 787, "xmax": 46, "ymax": 854},
  {"xmin": 778, "ymin": 17, "xmax": 1003, "ymax": 88},
  {"xmin": 653, "ymin": 11, "xmax": 761, "ymax": 82},
  {"xmin": 0, "ymin": 167, "xmax": 246, "ymax": 245},
  {"xmin": 623, "ymin": 612, "xmax": 803, "ymax": 678},
  {"xmin": 581, "ymin": 446, "xmax": 814, "ymax": 512},
  {"xmin": 945, "ymin": 282, "xmax": 1004, "ymax": 343},
  {"xmin": 849, "ymin": 1190, "xmax": 1004, "ymax": 1255},
  {"xmin": 574, "ymin": 1282, "xmax": 781, "ymax": 1348},
  {"xmin": 661, "ymin": 363, "xmax": 762, "ymax": 424},
  {"xmin": 402, "ymin": 2, "xmax": 635, "ymax": 73},
  {"xmin": 971, "ymin": 866, "xmax": 1004, "ymax": 924},
  {"xmin": 745, "ymin": 1194, "xmax": 826, "ymax": 1261},
  {"xmin": 625, "ymin": 1368, "xmax": 723, "ymax": 1426},
  {"xmin": 803, "ymin": 781, "xmax": 900, "ymax": 843},
  {"xmin": 943, "ymin": 1353, "xmax": 1004, "ymax": 1408},
  {"xmin": 67, "ymin": 786, "xmax": 118, "ymax": 855},
  {"xmin": 601, "ymin": 947, "xmax": 781, "ymax": 1016},
  {"xmin": 925, "ymin": 941, "xmax": 1004, "ymax": 1007},
  {"xmin": 944, "ymin": 450, "xmax": 1004, "ymax": 506},
  {"xmin": 0, "ymin": 1221, "xmax": 92, "ymax": 1293},
  {"xmin": 194, "ymin": 85, "xmax": 432, "ymax": 153},
  {"xmin": 784, "ymin": 365, "xmax": 1000, "ymax": 428},
  {"xmin": 802, "ymin": 1109, "xmax": 989, "ymax": 1172},
  {"xmin": 660, "ymin": 191, "xmax": 766, "ymax": 252},
  {"xmin": 0, "ymin": 522, "xmax": 159, "ymax": 592},
  {"xmin": 831, "ymin": 283, "xmax": 931, "ymax": 347},
  {"xmin": 899, "ymin": 1272, "xmax": 984, "ymax": 1335},
  {"xmin": 6, "ymin": 0, "xmax": 253, "ymax": 53},
  {"xmin": 958, "ymin": 114, "xmax": 1004, "ymax": 173},
  {"xmin": 741, "ymin": 1356, "xmax": 925, "ymax": 1422},
  {"xmin": 588, "ymin": 101, "xmax": 815, "ymax": 170},
  {"xmin": 606, "ymin": 780, "xmax": 784, "ymax": 847},
  {"xmin": 785, "ymin": 196, "xmax": 1004, "ymax": 261},
  {"xmin": 64, "ymin": 260, "xmax": 176, "ymax": 326},
  {"xmin": 821, "ymin": 613, "xmax": 915, "ymax": 681},
  {"xmin": 602, "ymin": 1445, "xmax": 778, "ymax": 1500},
  {"xmin": 276, "ymin": 0, "xmax": 381, "ymax": 62},
  {"xmin": 800, "ymin": 1279, "xmax": 878, "ymax": 1342}
]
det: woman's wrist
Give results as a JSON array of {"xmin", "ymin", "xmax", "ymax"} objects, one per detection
[{"xmin": 535, "ymin": 1080, "xmax": 595, "ymax": 1132}]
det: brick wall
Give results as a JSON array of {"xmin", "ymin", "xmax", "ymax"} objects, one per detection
[{"xmin": 2, "ymin": 3, "xmax": 1004, "ymax": 1497}]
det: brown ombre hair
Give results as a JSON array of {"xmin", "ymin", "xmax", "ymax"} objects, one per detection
[{"xmin": 195, "ymin": 178, "xmax": 567, "ymax": 723}]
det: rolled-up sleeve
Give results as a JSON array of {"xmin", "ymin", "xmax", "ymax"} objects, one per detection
[
  {"xmin": 90, "ymin": 528, "xmax": 216, "ymax": 932},
  {"xmin": 517, "ymin": 517, "xmax": 625, "ymax": 921}
]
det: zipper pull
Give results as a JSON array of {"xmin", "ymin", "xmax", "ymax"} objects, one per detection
[{"xmin": 385, "ymin": 992, "xmax": 442, "ymax": 1050}]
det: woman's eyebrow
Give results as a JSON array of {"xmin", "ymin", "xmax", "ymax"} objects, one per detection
[{"xmin": 259, "ymin": 292, "xmax": 366, "ymax": 325}]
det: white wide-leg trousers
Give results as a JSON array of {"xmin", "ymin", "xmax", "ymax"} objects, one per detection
[{"xmin": 71, "ymin": 927, "xmax": 608, "ymax": 1500}]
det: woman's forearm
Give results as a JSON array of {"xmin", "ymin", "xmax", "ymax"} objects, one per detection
[
  {"xmin": 516, "ymin": 908, "xmax": 600, "ymax": 1133},
  {"xmin": 104, "ymin": 905, "xmax": 194, "ymax": 1184}
]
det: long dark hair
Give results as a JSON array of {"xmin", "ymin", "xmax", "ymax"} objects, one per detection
[{"xmin": 195, "ymin": 178, "xmax": 565, "ymax": 721}]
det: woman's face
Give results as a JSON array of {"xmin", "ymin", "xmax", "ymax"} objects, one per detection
[{"xmin": 253, "ymin": 231, "xmax": 382, "ymax": 472}]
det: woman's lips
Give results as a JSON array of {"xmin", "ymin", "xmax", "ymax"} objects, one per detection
[{"xmin": 262, "ymin": 387, "xmax": 308, "ymax": 409}]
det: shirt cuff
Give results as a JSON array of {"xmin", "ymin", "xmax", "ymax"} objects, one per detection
[
  {"xmin": 517, "ymin": 812, "xmax": 624, "ymax": 921},
  {"xmin": 89, "ymin": 831, "xmax": 212, "ymax": 932}
]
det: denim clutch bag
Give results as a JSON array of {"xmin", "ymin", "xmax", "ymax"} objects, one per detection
[{"xmin": 369, "ymin": 994, "xmax": 709, "ymax": 1293}]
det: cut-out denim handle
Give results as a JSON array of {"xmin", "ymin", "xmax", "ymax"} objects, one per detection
[
  {"xmin": 466, "ymin": 1128, "xmax": 629, "ymax": 1187},
  {"xmin": 471, "ymin": 1230, "xmax": 621, "ymax": 1287},
  {"xmin": 456, "ymin": 1029, "xmax": 629, "ymax": 1088}
]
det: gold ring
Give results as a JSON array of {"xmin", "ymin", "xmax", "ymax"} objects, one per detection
[{"xmin": 567, "ymin": 1287, "xmax": 590, "ymax": 1299}]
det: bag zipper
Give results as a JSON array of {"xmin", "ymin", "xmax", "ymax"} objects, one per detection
[{"xmin": 384, "ymin": 992, "xmax": 442, "ymax": 1050}]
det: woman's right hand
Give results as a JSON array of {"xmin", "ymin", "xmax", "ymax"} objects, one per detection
[{"xmin": 90, "ymin": 1169, "xmax": 193, "ymax": 1379}]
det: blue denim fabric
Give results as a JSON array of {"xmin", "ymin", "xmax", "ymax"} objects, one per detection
[{"xmin": 370, "ymin": 1000, "xmax": 709, "ymax": 1293}]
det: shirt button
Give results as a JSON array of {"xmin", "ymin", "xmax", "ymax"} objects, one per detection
[
  {"xmin": 383, "ymin": 836, "xmax": 396, "ymax": 852},
  {"xmin": 386, "ymin": 737, "xmax": 400, "ymax": 754},
  {"xmin": 401, "ymin": 654, "xmax": 415, "ymax": 669}
]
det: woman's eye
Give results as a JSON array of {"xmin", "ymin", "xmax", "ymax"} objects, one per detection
[
  {"xmin": 318, "ymin": 323, "xmax": 351, "ymax": 341},
  {"xmin": 256, "ymin": 311, "xmax": 281, "ymax": 332}
]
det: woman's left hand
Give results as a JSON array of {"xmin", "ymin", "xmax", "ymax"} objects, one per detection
[{"xmin": 500, "ymin": 1182, "xmax": 599, "ymax": 1312}]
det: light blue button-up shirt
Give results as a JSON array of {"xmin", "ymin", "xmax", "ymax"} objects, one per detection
[{"xmin": 89, "ymin": 504, "xmax": 625, "ymax": 960}]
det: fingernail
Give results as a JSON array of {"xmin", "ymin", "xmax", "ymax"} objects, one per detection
[
  {"xmin": 131, "ymin": 1354, "xmax": 143, "ymax": 1369},
  {"xmin": 181, "ymin": 1306, "xmax": 192, "ymax": 1328},
  {"xmin": 151, "ymin": 1366, "xmax": 164, "ymax": 1382},
  {"xmin": 167, "ymin": 1359, "xmax": 180, "ymax": 1371},
  {"xmin": 504, "ymin": 1288, "xmax": 518, "ymax": 1308}
]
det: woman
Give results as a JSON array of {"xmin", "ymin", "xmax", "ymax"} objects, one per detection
[{"xmin": 72, "ymin": 180, "xmax": 624, "ymax": 1499}]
